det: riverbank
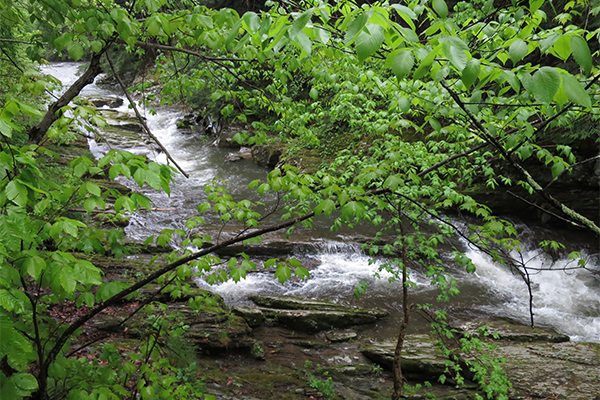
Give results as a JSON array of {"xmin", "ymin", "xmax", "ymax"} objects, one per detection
[{"xmin": 40, "ymin": 63, "xmax": 600, "ymax": 400}]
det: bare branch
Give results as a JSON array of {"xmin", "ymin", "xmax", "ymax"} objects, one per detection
[{"xmin": 105, "ymin": 52, "xmax": 189, "ymax": 178}]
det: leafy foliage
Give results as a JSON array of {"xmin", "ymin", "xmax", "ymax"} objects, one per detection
[{"xmin": 0, "ymin": 0, "xmax": 598, "ymax": 399}]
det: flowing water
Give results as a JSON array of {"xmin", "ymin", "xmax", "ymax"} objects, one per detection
[{"xmin": 42, "ymin": 62, "xmax": 600, "ymax": 343}]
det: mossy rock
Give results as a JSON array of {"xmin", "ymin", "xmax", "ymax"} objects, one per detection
[
  {"xmin": 250, "ymin": 295, "xmax": 387, "ymax": 332},
  {"xmin": 456, "ymin": 317, "xmax": 570, "ymax": 343},
  {"xmin": 360, "ymin": 335, "xmax": 447, "ymax": 380},
  {"xmin": 249, "ymin": 295, "xmax": 387, "ymax": 315},
  {"xmin": 233, "ymin": 305, "xmax": 265, "ymax": 328},
  {"xmin": 251, "ymin": 143, "xmax": 284, "ymax": 167}
]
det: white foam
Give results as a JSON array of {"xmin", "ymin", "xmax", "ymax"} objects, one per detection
[{"xmin": 464, "ymin": 247, "xmax": 600, "ymax": 342}]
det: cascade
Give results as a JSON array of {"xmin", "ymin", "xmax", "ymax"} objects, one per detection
[{"xmin": 43, "ymin": 62, "xmax": 600, "ymax": 343}]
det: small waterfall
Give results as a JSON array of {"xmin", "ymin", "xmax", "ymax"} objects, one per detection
[
  {"xmin": 463, "ymin": 246, "xmax": 600, "ymax": 342},
  {"xmin": 193, "ymin": 240, "xmax": 431, "ymax": 306}
]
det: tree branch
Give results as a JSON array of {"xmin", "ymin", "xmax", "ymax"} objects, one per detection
[
  {"xmin": 27, "ymin": 46, "xmax": 112, "ymax": 144},
  {"xmin": 44, "ymin": 206, "xmax": 316, "ymax": 370},
  {"xmin": 105, "ymin": 52, "xmax": 189, "ymax": 178},
  {"xmin": 440, "ymin": 81, "xmax": 600, "ymax": 236}
]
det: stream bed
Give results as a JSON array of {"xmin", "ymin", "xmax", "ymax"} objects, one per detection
[{"xmin": 43, "ymin": 62, "xmax": 600, "ymax": 344}]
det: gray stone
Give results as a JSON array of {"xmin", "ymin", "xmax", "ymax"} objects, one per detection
[
  {"xmin": 457, "ymin": 318, "xmax": 570, "ymax": 343},
  {"xmin": 232, "ymin": 305, "xmax": 264, "ymax": 327},
  {"xmin": 250, "ymin": 295, "xmax": 387, "ymax": 332},
  {"xmin": 495, "ymin": 341, "xmax": 600, "ymax": 400},
  {"xmin": 251, "ymin": 144, "xmax": 282, "ymax": 168},
  {"xmin": 85, "ymin": 95, "xmax": 124, "ymax": 108},
  {"xmin": 326, "ymin": 330, "xmax": 358, "ymax": 342},
  {"xmin": 360, "ymin": 335, "xmax": 447, "ymax": 380}
]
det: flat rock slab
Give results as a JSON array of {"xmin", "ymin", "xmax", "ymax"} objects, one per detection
[
  {"xmin": 495, "ymin": 341, "xmax": 600, "ymax": 400},
  {"xmin": 249, "ymin": 295, "xmax": 387, "ymax": 332},
  {"xmin": 360, "ymin": 335, "xmax": 447, "ymax": 380},
  {"xmin": 361, "ymin": 333, "xmax": 600, "ymax": 400},
  {"xmin": 249, "ymin": 295, "xmax": 387, "ymax": 316},
  {"xmin": 457, "ymin": 318, "xmax": 570, "ymax": 343},
  {"xmin": 84, "ymin": 95, "xmax": 124, "ymax": 108},
  {"xmin": 259, "ymin": 308, "xmax": 384, "ymax": 332},
  {"xmin": 326, "ymin": 330, "xmax": 358, "ymax": 342}
]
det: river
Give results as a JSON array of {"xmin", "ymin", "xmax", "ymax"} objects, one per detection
[{"xmin": 42, "ymin": 62, "xmax": 600, "ymax": 343}]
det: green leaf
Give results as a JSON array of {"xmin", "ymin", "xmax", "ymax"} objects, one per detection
[
  {"xmin": 23, "ymin": 256, "xmax": 46, "ymax": 281},
  {"xmin": 429, "ymin": 118, "xmax": 442, "ymax": 132},
  {"xmin": 562, "ymin": 74, "xmax": 592, "ymax": 108},
  {"xmin": 274, "ymin": 264, "xmax": 291, "ymax": 284},
  {"xmin": 146, "ymin": 16, "xmax": 162, "ymax": 36},
  {"xmin": 59, "ymin": 268, "xmax": 77, "ymax": 293},
  {"xmin": 551, "ymin": 161, "xmax": 566, "ymax": 179},
  {"xmin": 571, "ymin": 36, "xmax": 592, "ymax": 74},
  {"xmin": 294, "ymin": 267, "xmax": 309, "ymax": 280},
  {"xmin": 551, "ymin": 35, "xmax": 571, "ymax": 61},
  {"xmin": 67, "ymin": 42, "xmax": 84, "ymax": 61},
  {"xmin": 341, "ymin": 201, "xmax": 366, "ymax": 220},
  {"xmin": 0, "ymin": 119, "xmax": 12, "ymax": 138},
  {"xmin": 86, "ymin": 182, "xmax": 101, "ymax": 196},
  {"xmin": 242, "ymin": 12, "xmax": 260, "ymax": 32},
  {"xmin": 0, "ymin": 289, "xmax": 16, "ymax": 311},
  {"xmin": 461, "ymin": 59, "xmax": 480, "ymax": 89},
  {"xmin": 76, "ymin": 292, "xmax": 95, "ymax": 307},
  {"xmin": 442, "ymin": 41, "xmax": 467, "ymax": 71},
  {"xmin": 355, "ymin": 24, "xmax": 385, "ymax": 62},
  {"xmin": 433, "ymin": 0, "xmax": 449, "ymax": 18},
  {"xmin": 531, "ymin": 67, "xmax": 561, "ymax": 103},
  {"xmin": 509, "ymin": 39, "xmax": 528, "ymax": 64},
  {"xmin": 390, "ymin": 4, "xmax": 416, "ymax": 30},
  {"xmin": 398, "ymin": 97, "xmax": 411, "ymax": 113},
  {"xmin": 292, "ymin": 31, "xmax": 312, "ymax": 56},
  {"xmin": 145, "ymin": 170, "xmax": 162, "ymax": 191},
  {"xmin": 230, "ymin": 267, "xmax": 246, "ymax": 282},
  {"xmin": 502, "ymin": 70, "xmax": 520, "ymax": 92},
  {"xmin": 390, "ymin": 49, "xmax": 414, "ymax": 79},
  {"xmin": 314, "ymin": 27, "xmax": 331, "ymax": 45},
  {"xmin": 383, "ymin": 175, "xmax": 403, "ymax": 191},
  {"xmin": 13, "ymin": 373, "xmax": 38, "ymax": 391},
  {"xmin": 309, "ymin": 87, "xmax": 318, "ymax": 100},
  {"xmin": 5, "ymin": 180, "xmax": 28, "ymax": 207},
  {"xmin": 529, "ymin": 0, "xmax": 544, "ymax": 13},
  {"xmin": 518, "ymin": 144, "xmax": 534, "ymax": 160},
  {"xmin": 289, "ymin": 9, "xmax": 313, "ymax": 39},
  {"xmin": 314, "ymin": 199, "xmax": 335, "ymax": 216},
  {"xmin": 84, "ymin": 197, "xmax": 98, "ymax": 213},
  {"xmin": 96, "ymin": 281, "xmax": 129, "ymax": 302},
  {"xmin": 344, "ymin": 13, "xmax": 368, "ymax": 45}
]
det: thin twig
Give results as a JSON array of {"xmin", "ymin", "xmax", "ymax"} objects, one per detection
[{"xmin": 105, "ymin": 52, "xmax": 189, "ymax": 178}]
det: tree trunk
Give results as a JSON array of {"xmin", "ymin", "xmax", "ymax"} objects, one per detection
[
  {"xmin": 392, "ymin": 219, "xmax": 410, "ymax": 400},
  {"xmin": 27, "ymin": 52, "xmax": 104, "ymax": 144}
]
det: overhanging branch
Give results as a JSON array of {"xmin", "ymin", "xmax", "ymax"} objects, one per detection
[
  {"xmin": 440, "ymin": 81, "xmax": 600, "ymax": 236},
  {"xmin": 105, "ymin": 52, "xmax": 189, "ymax": 178}
]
